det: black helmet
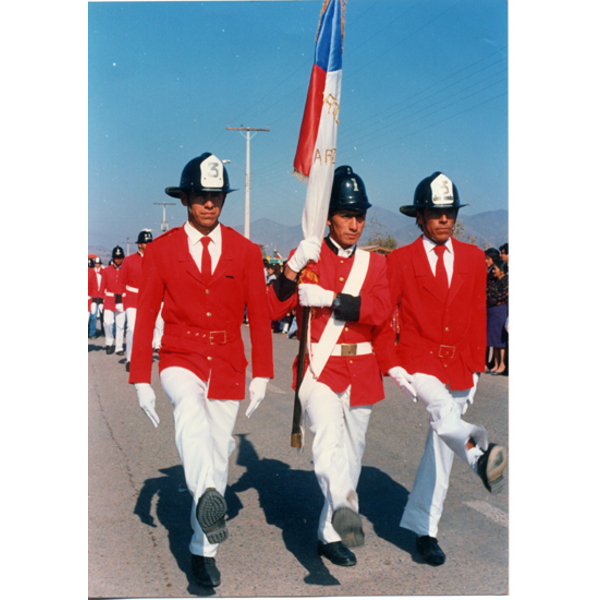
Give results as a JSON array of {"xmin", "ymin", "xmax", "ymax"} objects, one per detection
[
  {"xmin": 112, "ymin": 246, "xmax": 125, "ymax": 260},
  {"xmin": 329, "ymin": 166, "xmax": 372, "ymax": 214},
  {"xmin": 400, "ymin": 171, "xmax": 467, "ymax": 217},
  {"xmin": 88, "ymin": 258, "xmax": 94, "ymax": 268},
  {"xmin": 136, "ymin": 229, "xmax": 153, "ymax": 244},
  {"xmin": 165, "ymin": 153, "xmax": 237, "ymax": 198}
]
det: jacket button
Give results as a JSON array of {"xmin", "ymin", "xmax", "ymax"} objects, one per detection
[
  {"xmin": 205, "ymin": 289, "xmax": 210, "ymax": 294},
  {"xmin": 207, "ymin": 312, "xmax": 212, "ymax": 317},
  {"xmin": 339, "ymin": 277, "xmax": 345, "ymax": 282},
  {"xmin": 207, "ymin": 356, "xmax": 212, "ymax": 361}
]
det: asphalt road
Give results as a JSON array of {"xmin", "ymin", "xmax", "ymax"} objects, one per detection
[{"xmin": 89, "ymin": 326, "xmax": 509, "ymax": 598}]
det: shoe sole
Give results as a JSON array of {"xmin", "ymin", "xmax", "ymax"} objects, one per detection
[
  {"xmin": 331, "ymin": 507, "xmax": 365, "ymax": 548},
  {"xmin": 486, "ymin": 445, "xmax": 507, "ymax": 494},
  {"xmin": 196, "ymin": 489, "xmax": 228, "ymax": 544}
]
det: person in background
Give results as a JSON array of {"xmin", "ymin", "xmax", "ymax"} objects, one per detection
[
  {"xmin": 100, "ymin": 246, "xmax": 126, "ymax": 355},
  {"xmin": 499, "ymin": 243, "xmax": 508, "ymax": 264},
  {"xmin": 486, "ymin": 258, "xmax": 508, "ymax": 375},
  {"xmin": 121, "ymin": 229, "xmax": 153, "ymax": 372},
  {"xmin": 89, "ymin": 257, "xmax": 104, "ymax": 338}
]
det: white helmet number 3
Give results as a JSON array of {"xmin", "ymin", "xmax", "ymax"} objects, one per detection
[
  {"xmin": 200, "ymin": 154, "xmax": 224, "ymax": 189},
  {"xmin": 430, "ymin": 173, "xmax": 454, "ymax": 206}
]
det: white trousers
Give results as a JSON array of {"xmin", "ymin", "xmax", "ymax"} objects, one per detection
[
  {"xmin": 304, "ymin": 382, "xmax": 372, "ymax": 544},
  {"xmin": 400, "ymin": 373, "xmax": 486, "ymax": 537},
  {"xmin": 103, "ymin": 309, "xmax": 125, "ymax": 351},
  {"xmin": 125, "ymin": 307, "xmax": 164, "ymax": 362},
  {"xmin": 160, "ymin": 367, "xmax": 239, "ymax": 557}
]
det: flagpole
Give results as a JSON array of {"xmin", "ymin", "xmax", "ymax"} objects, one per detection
[{"xmin": 290, "ymin": 0, "xmax": 345, "ymax": 448}]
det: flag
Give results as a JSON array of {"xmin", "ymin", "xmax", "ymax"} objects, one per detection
[{"xmin": 293, "ymin": 0, "xmax": 345, "ymax": 242}]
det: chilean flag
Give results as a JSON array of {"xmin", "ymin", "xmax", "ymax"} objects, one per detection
[{"xmin": 293, "ymin": 0, "xmax": 345, "ymax": 242}]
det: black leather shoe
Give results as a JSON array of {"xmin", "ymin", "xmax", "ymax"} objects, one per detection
[
  {"xmin": 416, "ymin": 535, "xmax": 446, "ymax": 566},
  {"xmin": 331, "ymin": 507, "xmax": 365, "ymax": 547},
  {"xmin": 106, "ymin": 345, "xmax": 115, "ymax": 355},
  {"xmin": 317, "ymin": 541, "xmax": 357, "ymax": 566},
  {"xmin": 477, "ymin": 443, "xmax": 507, "ymax": 494},
  {"xmin": 191, "ymin": 554, "xmax": 221, "ymax": 587},
  {"xmin": 125, "ymin": 362, "xmax": 130, "ymax": 372},
  {"xmin": 116, "ymin": 350, "xmax": 124, "ymax": 356},
  {"xmin": 196, "ymin": 488, "xmax": 228, "ymax": 544}
]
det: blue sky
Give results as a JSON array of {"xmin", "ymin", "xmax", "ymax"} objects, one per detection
[{"xmin": 88, "ymin": 0, "xmax": 507, "ymax": 251}]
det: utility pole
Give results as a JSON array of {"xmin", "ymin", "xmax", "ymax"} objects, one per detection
[
  {"xmin": 226, "ymin": 125, "xmax": 269, "ymax": 239},
  {"xmin": 154, "ymin": 202, "xmax": 176, "ymax": 233}
]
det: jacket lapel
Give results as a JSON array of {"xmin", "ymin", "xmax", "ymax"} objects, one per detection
[
  {"xmin": 208, "ymin": 225, "xmax": 235, "ymax": 286},
  {"xmin": 175, "ymin": 226, "xmax": 205, "ymax": 285},
  {"xmin": 412, "ymin": 238, "xmax": 448, "ymax": 303},
  {"xmin": 447, "ymin": 240, "xmax": 466, "ymax": 306}
]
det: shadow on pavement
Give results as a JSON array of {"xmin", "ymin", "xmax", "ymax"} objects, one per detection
[{"xmin": 133, "ymin": 435, "xmax": 418, "ymax": 594}]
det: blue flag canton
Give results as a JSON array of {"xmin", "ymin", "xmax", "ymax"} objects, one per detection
[{"xmin": 314, "ymin": 0, "xmax": 343, "ymax": 73}]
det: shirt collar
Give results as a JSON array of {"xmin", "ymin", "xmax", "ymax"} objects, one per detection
[
  {"xmin": 422, "ymin": 234, "xmax": 453, "ymax": 255},
  {"xmin": 184, "ymin": 221, "xmax": 222, "ymax": 245},
  {"xmin": 326, "ymin": 235, "xmax": 356, "ymax": 258}
]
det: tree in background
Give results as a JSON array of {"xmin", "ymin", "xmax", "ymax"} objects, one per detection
[
  {"xmin": 453, "ymin": 218, "xmax": 491, "ymax": 250},
  {"xmin": 364, "ymin": 214, "xmax": 397, "ymax": 250}
]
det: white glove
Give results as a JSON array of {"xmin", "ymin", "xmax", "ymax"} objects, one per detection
[
  {"xmin": 287, "ymin": 237, "xmax": 321, "ymax": 273},
  {"xmin": 298, "ymin": 284, "xmax": 335, "ymax": 308},
  {"xmin": 134, "ymin": 383, "xmax": 160, "ymax": 427},
  {"xmin": 388, "ymin": 366, "xmax": 417, "ymax": 402},
  {"xmin": 90, "ymin": 302, "xmax": 97, "ymax": 315},
  {"xmin": 462, "ymin": 372, "xmax": 479, "ymax": 415},
  {"xmin": 246, "ymin": 377, "xmax": 269, "ymax": 418},
  {"xmin": 116, "ymin": 303, "xmax": 124, "ymax": 313}
]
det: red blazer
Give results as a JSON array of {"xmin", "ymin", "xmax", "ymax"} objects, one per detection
[
  {"xmin": 88, "ymin": 267, "xmax": 95, "ymax": 311},
  {"xmin": 269, "ymin": 241, "xmax": 393, "ymax": 406},
  {"xmin": 129, "ymin": 224, "xmax": 274, "ymax": 400},
  {"xmin": 378, "ymin": 237, "xmax": 487, "ymax": 390},
  {"xmin": 120, "ymin": 252, "xmax": 143, "ymax": 310},
  {"xmin": 100, "ymin": 264, "xmax": 126, "ymax": 312}
]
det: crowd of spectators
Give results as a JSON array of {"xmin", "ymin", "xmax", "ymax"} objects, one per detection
[{"xmin": 484, "ymin": 243, "xmax": 508, "ymax": 375}]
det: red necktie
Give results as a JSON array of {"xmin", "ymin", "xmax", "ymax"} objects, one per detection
[
  {"xmin": 201, "ymin": 237, "xmax": 212, "ymax": 281},
  {"xmin": 434, "ymin": 244, "xmax": 448, "ymax": 295}
]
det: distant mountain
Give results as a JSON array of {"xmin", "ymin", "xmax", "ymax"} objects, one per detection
[
  {"xmin": 233, "ymin": 207, "xmax": 508, "ymax": 257},
  {"xmin": 88, "ymin": 208, "xmax": 508, "ymax": 261}
]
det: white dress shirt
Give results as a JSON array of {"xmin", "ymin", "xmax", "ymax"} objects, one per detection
[
  {"xmin": 184, "ymin": 221, "xmax": 222, "ymax": 275},
  {"xmin": 421, "ymin": 235, "xmax": 454, "ymax": 286}
]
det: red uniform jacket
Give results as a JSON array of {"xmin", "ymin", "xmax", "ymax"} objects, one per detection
[
  {"xmin": 268, "ymin": 240, "xmax": 394, "ymax": 406},
  {"xmin": 128, "ymin": 224, "xmax": 274, "ymax": 400},
  {"xmin": 378, "ymin": 237, "xmax": 487, "ymax": 391},
  {"xmin": 88, "ymin": 267, "xmax": 95, "ymax": 311},
  {"xmin": 90, "ymin": 267, "xmax": 103, "ymax": 299},
  {"xmin": 120, "ymin": 252, "xmax": 143, "ymax": 310},
  {"xmin": 100, "ymin": 264, "xmax": 126, "ymax": 312}
]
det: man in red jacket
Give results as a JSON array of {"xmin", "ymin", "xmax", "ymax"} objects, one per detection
[
  {"xmin": 379, "ymin": 172, "xmax": 507, "ymax": 566},
  {"xmin": 269, "ymin": 166, "xmax": 393, "ymax": 568},
  {"xmin": 121, "ymin": 229, "xmax": 153, "ymax": 372},
  {"xmin": 100, "ymin": 246, "xmax": 126, "ymax": 355},
  {"xmin": 129, "ymin": 153, "xmax": 274, "ymax": 588}
]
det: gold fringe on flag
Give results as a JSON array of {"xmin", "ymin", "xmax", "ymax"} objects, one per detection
[{"xmin": 315, "ymin": 0, "xmax": 346, "ymax": 49}]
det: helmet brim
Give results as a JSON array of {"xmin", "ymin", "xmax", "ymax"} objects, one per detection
[
  {"xmin": 165, "ymin": 186, "xmax": 237, "ymax": 198},
  {"xmin": 400, "ymin": 203, "xmax": 468, "ymax": 217}
]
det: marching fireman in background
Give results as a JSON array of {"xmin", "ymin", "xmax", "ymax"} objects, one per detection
[
  {"xmin": 120, "ymin": 229, "xmax": 153, "ymax": 372},
  {"xmin": 100, "ymin": 246, "xmax": 126, "ymax": 355},
  {"xmin": 268, "ymin": 166, "xmax": 393, "ymax": 568},
  {"xmin": 128, "ymin": 153, "xmax": 274, "ymax": 588}
]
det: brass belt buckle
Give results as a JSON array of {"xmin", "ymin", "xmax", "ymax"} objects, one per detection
[
  {"xmin": 438, "ymin": 345, "xmax": 456, "ymax": 359},
  {"xmin": 340, "ymin": 344, "xmax": 357, "ymax": 357},
  {"xmin": 209, "ymin": 330, "xmax": 227, "ymax": 345}
]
